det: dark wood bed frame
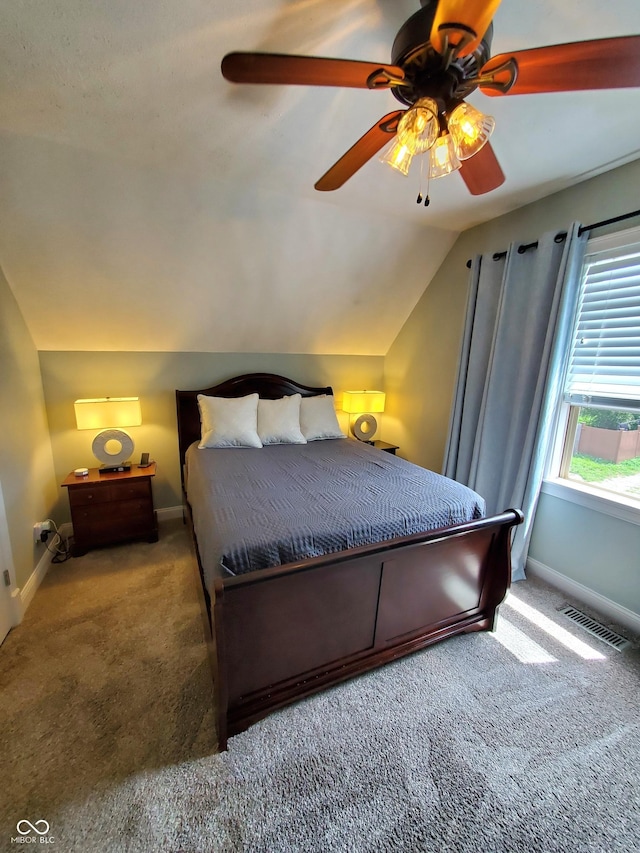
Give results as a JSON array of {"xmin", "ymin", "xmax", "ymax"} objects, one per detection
[{"xmin": 176, "ymin": 373, "xmax": 523, "ymax": 751}]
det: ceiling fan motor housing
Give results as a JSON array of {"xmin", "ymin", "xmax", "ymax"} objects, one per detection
[{"xmin": 391, "ymin": 2, "xmax": 493, "ymax": 110}]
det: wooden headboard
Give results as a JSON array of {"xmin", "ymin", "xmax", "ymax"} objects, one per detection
[{"xmin": 175, "ymin": 372, "xmax": 333, "ymax": 470}]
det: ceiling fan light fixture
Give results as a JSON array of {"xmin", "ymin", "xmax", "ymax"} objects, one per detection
[
  {"xmin": 397, "ymin": 97, "xmax": 439, "ymax": 155},
  {"xmin": 379, "ymin": 139, "xmax": 413, "ymax": 176},
  {"xmin": 448, "ymin": 102, "xmax": 495, "ymax": 160},
  {"xmin": 429, "ymin": 133, "xmax": 461, "ymax": 179}
]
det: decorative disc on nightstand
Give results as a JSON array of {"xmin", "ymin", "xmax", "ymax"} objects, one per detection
[
  {"xmin": 352, "ymin": 413, "xmax": 378, "ymax": 441},
  {"xmin": 92, "ymin": 428, "xmax": 134, "ymax": 466}
]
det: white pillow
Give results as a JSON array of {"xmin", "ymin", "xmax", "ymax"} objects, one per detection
[
  {"xmin": 300, "ymin": 395, "xmax": 346, "ymax": 442},
  {"xmin": 197, "ymin": 393, "xmax": 262, "ymax": 449},
  {"xmin": 257, "ymin": 394, "xmax": 307, "ymax": 445}
]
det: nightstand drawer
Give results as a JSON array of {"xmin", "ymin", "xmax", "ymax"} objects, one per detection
[
  {"xmin": 68, "ymin": 478, "xmax": 150, "ymax": 507},
  {"xmin": 109, "ymin": 480, "xmax": 151, "ymax": 501},
  {"xmin": 74, "ymin": 498, "xmax": 152, "ymax": 524},
  {"xmin": 68, "ymin": 486, "xmax": 113, "ymax": 507},
  {"xmin": 74, "ymin": 512, "xmax": 155, "ymax": 547}
]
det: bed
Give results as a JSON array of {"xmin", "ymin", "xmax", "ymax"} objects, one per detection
[{"xmin": 176, "ymin": 373, "xmax": 523, "ymax": 751}]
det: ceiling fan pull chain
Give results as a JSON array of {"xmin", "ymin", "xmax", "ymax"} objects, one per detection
[
  {"xmin": 417, "ymin": 155, "xmax": 424, "ymax": 204},
  {"xmin": 417, "ymin": 155, "xmax": 430, "ymax": 207}
]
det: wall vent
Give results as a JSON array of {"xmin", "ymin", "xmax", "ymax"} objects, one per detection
[{"xmin": 559, "ymin": 606, "xmax": 630, "ymax": 651}]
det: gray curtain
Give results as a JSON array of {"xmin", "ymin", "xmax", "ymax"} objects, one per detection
[{"xmin": 443, "ymin": 223, "xmax": 588, "ymax": 580}]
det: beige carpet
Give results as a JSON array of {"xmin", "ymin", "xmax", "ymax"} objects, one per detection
[
  {"xmin": 1, "ymin": 519, "xmax": 639, "ymax": 852},
  {"xmin": 1, "ymin": 520, "xmax": 216, "ymax": 850}
]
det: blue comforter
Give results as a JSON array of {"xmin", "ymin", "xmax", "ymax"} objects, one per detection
[{"xmin": 185, "ymin": 438, "xmax": 485, "ymax": 592}]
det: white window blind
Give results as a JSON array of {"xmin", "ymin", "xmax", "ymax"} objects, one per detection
[{"xmin": 564, "ymin": 231, "xmax": 640, "ymax": 412}]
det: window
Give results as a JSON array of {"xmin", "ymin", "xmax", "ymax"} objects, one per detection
[{"xmin": 554, "ymin": 226, "xmax": 640, "ymax": 507}]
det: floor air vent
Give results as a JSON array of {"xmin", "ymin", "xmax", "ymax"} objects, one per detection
[{"xmin": 559, "ymin": 606, "xmax": 630, "ymax": 651}]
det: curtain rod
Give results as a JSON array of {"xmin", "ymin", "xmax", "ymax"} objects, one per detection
[
  {"xmin": 465, "ymin": 207, "xmax": 640, "ymax": 269},
  {"xmin": 578, "ymin": 207, "xmax": 640, "ymax": 236}
]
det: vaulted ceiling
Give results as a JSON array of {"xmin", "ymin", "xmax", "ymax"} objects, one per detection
[{"xmin": 2, "ymin": 0, "xmax": 640, "ymax": 354}]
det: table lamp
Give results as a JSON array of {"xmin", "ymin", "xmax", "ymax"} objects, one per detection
[
  {"xmin": 74, "ymin": 397, "xmax": 142, "ymax": 473},
  {"xmin": 341, "ymin": 390, "xmax": 386, "ymax": 442}
]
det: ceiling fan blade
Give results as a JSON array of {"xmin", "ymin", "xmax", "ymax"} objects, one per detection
[
  {"xmin": 479, "ymin": 35, "xmax": 640, "ymax": 96},
  {"xmin": 221, "ymin": 52, "xmax": 405, "ymax": 89},
  {"xmin": 315, "ymin": 111, "xmax": 404, "ymax": 191},
  {"xmin": 459, "ymin": 142, "xmax": 505, "ymax": 195},
  {"xmin": 430, "ymin": 0, "xmax": 502, "ymax": 58}
]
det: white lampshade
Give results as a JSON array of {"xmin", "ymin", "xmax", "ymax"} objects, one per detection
[
  {"xmin": 341, "ymin": 391, "xmax": 386, "ymax": 414},
  {"xmin": 74, "ymin": 397, "xmax": 142, "ymax": 430}
]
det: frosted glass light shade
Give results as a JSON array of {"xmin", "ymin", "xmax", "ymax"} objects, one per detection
[
  {"xmin": 74, "ymin": 397, "xmax": 142, "ymax": 430},
  {"xmin": 341, "ymin": 390, "xmax": 386, "ymax": 414},
  {"xmin": 429, "ymin": 134, "xmax": 461, "ymax": 179},
  {"xmin": 448, "ymin": 102, "xmax": 495, "ymax": 160},
  {"xmin": 379, "ymin": 140, "xmax": 413, "ymax": 176},
  {"xmin": 397, "ymin": 98, "xmax": 439, "ymax": 155}
]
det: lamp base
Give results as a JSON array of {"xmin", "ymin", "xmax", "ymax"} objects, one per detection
[
  {"xmin": 99, "ymin": 461, "xmax": 132, "ymax": 475},
  {"xmin": 92, "ymin": 428, "xmax": 135, "ymax": 470},
  {"xmin": 351, "ymin": 413, "xmax": 378, "ymax": 442}
]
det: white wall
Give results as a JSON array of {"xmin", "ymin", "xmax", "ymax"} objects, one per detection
[{"xmin": 0, "ymin": 266, "xmax": 58, "ymax": 591}]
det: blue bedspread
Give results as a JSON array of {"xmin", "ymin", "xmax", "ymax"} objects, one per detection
[{"xmin": 185, "ymin": 438, "xmax": 485, "ymax": 592}]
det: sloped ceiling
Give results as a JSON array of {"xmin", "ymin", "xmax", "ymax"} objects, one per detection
[{"xmin": 1, "ymin": 0, "xmax": 640, "ymax": 354}]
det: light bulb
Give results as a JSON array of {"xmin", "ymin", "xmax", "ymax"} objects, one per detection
[
  {"xmin": 428, "ymin": 134, "xmax": 461, "ymax": 179},
  {"xmin": 448, "ymin": 102, "xmax": 495, "ymax": 160},
  {"xmin": 397, "ymin": 97, "xmax": 439, "ymax": 155},
  {"xmin": 379, "ymin": 140, "xmax": 413, "ymax": 176}
]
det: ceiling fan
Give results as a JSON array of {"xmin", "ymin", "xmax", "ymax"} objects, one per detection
[{"xmin": 221, "ymin": 0, "xmax": 640, "ymax": 198}]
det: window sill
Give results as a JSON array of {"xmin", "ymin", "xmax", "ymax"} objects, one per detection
[{"xmin": 541, "ymin": 478, "xmax": 640, "ymax": 527}]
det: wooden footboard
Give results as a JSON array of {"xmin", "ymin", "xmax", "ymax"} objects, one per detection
[{"xmin": 186, "ymin": 500, "xmax": 523, "ymax": 751}]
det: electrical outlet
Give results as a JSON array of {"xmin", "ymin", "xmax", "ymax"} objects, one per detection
[{"xmin": 33, "ymin": 520, "xmax": 52, "ymax": 544}]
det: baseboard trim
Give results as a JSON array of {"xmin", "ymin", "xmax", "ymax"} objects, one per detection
[
  {"xmin": 18, "ymin": 535, "xmax": 59, "ymax": 618},
  {"xmin": 157, "ymin": 505, "xmax": 184, "ymax": 522},
  {"xmin": 526, "ymin": 557, "xmax": 640, "ymax": 635},
  {"xmin": 10, "ymin": 588, "xmax": 22, "ymax": 627},
  {"xmin": 17, "ymin": 523, "xmax": 73, "ymax": 621}
]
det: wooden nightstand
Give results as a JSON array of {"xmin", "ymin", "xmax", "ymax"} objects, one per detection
[
  {"xmin": 62, "ymin": 464, "xmax": 158, "ymax": 556},
  {"xmin": 371, "ymin": 440, "xmax": 399, "ymax": 455}
]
